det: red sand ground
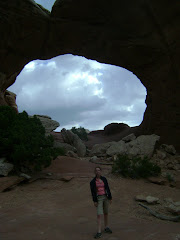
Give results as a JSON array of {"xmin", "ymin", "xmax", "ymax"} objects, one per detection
[{"xmin": 0, "ymin": 156, "xmax": 180, "ymax": 240}]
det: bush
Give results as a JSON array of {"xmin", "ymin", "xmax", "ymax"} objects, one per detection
[
  {"xmin": 112, "ymin": 154, "xmax": 161, "ymax": 179},
  {"xmin": 71, "ymin": 126, "xmax": 88, "ymax": 141},
  {"xmin": 0, "ymin": 106, "xmax": 65, "ymax": 173}
]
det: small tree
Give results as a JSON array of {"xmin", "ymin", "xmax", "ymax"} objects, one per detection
[
  {"xmin": 71, "ymin": 126, "xmax": 88, "ymax": 141},
  {"xmin": 0, "ymin": 106, "xmax": 65, "ymax": 173},
  {"xmin": 112, "ymin": 154, "xmax": 161, "ymax": 179}
]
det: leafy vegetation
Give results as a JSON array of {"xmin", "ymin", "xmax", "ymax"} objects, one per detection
[
  {"xmin": 0, "ymin": 106, "xmax": 65, "ymax": 173},
  {"xmin": 112, "ymin": 154, "xmax": 161, "ymax": 179},
  {"xmin": 165, "ymin": 172, "xmax": 175, "ymax": 183},
  {"xmin": 71, "ymin": 126, "xmax": 88, "ymax": 141}
]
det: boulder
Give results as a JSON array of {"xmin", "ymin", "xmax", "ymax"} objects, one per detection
[
  {"xmin": 106, "ymin": 141, "xmax": 127, "ymax": 156},
  {"xmin": 126, "ymin": 134, "xmax": 160, "ymax": 158},
  {"xmin": 53, "ymin": 142, "xmax": 77, "ymax": 153},
  {"xmin": 147, "ymin": 177, "xmax": 168, "ymax": 185},
  {"xmin": 66, "ymin": 151, "xmax": 78, "ymax": 158},
  {"xmin": 135, "ymin": 195, "xmax": 159, "ymax": 204},
  {"xmin": 122, "ymin": 133, "xmax": 136, "ymax": 143},
  {"xmin": 105, "ymin": 134, "xmax": 160, "ymax": 158},
  {"xmin": 60, "ymin": 176, "xmax": 73, "ymax": 182},
  {"xmin": 156, "ymin": 150, "xmax": 167, "ymax": 160},
  {"xmin": 61, "ymin": 128, "xmax": 74, "ymax": 144},
  {"xmin": 73, "ymin": 134, "xmax": 86, "ymax": 157},
  {"xmin": 4, "ymin": 90, "xmax": 18, "ymax": 113},
  {"xmin": 19, "ymin": 173, "xmax": 31, "ymax": 180},
  {"xmin": 90, "ymin": 142, "xmax": 115, "ymax": 157},
  {"xmin": 160, "ymin": 144, "xmax": 176, "ymax": 155},
  {"xmin": 33, "ymin": 115, "xmax": 60, "ymax": 135},
  {"xmin": 167, "ymin": 204, "xmax": 180, "ymax": 215},
  {"xmin": 146, "ymin": 196, "xmax": 159, "ymax": 204},
  {"xmin": 0, "ymin": 160, "xmax": 14, "ymax": 177},
  {"xmin": 61, "ymin": 129, "xmax": 86, "ymax": 157},
  {"xmin": 135, "ymin": 195, "xmax": 147, "ymax": 202}
]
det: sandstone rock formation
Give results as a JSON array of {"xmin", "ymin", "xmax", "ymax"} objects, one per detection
[
  {"xmin": 53, "ymin": 142, "xmax": 77, "ymax": 153},
  {"xmin": 33, "ymin": 115, "xmax": 60, "ymax": 135},
  {"xmin": 4, "ymin": 90, "xmax": 18, "ymax": 113},
  {"xmin": 0, "ymin": 0, "xmax": 179, "ymax": 151},
  {"xmin": 122, "ymin": 133, "xmax": 136, "ymax": 143},
  {"xmin": 61, "ymin": 129, "xmax": 86, "ymax": 157},
  {"xmin": 90, "ymin": 134, "xmax": 160, "ymax": 158},
  {"xmin": 104, "ymin": 123, "xmax": 130, "ymax": 136}
]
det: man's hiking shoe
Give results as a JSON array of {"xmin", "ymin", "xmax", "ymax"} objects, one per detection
[
  {"xmin": 94, "ymin": 232, "xmax": 102, "ymax": 238},
  {"xmin": 104, "ymin": 227, "xmax": 112, "ymax": 233}
]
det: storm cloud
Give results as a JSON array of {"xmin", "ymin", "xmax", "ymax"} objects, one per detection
[{"xmin": 8, "ymin": 54, "xmax": 146, "ymax": 131}]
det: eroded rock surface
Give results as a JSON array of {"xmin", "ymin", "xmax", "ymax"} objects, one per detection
[
  {"xmin": 33, "ymin": 115, "xmax": 60, "ymax": 135},
  {"xmin": 61, "ymin": 129, "xmax": 86, "ymax": 157}
]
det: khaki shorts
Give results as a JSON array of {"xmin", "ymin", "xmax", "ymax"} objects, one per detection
[{"xmin": 97, "ymin": 195, "xmax": 109, "ymax": 215}]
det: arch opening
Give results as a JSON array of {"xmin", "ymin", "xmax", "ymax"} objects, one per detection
[
  {"xmin": 34, "ymin": 0, "xmax": 56, "ymax": 12},
  {"xmin": 8, "ymin": 54, "xmax": 147, "ymax": 132}
]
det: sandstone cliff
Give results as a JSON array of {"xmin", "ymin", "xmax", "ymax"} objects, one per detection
[{"xmin": 0, "ymin": 0, "xmax": 179, "ymax": 151}]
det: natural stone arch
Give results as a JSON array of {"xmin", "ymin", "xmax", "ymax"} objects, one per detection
[{"xmin": 0, "ymin": 0, "xmax": 179, "ymax": 151}]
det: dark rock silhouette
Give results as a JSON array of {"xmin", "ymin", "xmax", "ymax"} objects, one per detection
[{"xmin": 0, "ymin": 0, "xmax": 179, "ymax": 151}]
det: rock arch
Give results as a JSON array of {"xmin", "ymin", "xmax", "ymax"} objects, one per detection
[{"xmin": 0, "ymin": 0, "xmax": 179, "ymax": 150}]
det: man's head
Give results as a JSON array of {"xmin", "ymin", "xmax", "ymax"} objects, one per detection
[{"xmin": 94, "ymin": 166, "xmax": 102, "ymax": 177}]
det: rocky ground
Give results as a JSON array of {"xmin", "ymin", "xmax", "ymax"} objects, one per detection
[{"xmin": 0, "ymin": 156, "xmax": 180, "ymax": 240}]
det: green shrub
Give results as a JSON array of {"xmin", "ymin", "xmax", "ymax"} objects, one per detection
[
  {"xmin": 71, "ymin": 126, "xmax": 88, "ymax": 141},
  {"xmin": 0, "ymin": 106, "xmax": 65, "ymax": 173},
  {"xmin": 112, "ymin": 154, "xmax": 161, "ymax": 179},
  {"xmin": 166, "ymin": 172, "xmax": 174, "ymax": 183}
]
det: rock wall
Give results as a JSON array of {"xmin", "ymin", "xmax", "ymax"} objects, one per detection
[{"xmin": 0, "ymin": 0, "xmax": 179, "ymax": 151}]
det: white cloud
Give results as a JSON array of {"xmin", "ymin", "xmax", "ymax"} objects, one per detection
[{"xmin": 8, "ymin": 54, "xmax": 146, "ymax": 131}]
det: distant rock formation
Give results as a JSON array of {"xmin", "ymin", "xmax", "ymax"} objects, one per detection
[{"xmin": 104, "ymin": 123, "xmax": 130, "ymax": 136}]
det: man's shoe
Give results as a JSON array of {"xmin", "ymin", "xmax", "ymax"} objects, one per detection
[
  {"xmin": 94, "ymin": 232, "xmax": 102, "ymax": 238},
  {"xmin": 104, "ymin": 227, "xmax": 112, "ymax": 233}
]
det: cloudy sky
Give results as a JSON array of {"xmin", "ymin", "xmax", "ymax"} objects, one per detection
[{"xmin": 8, "ymin": 0, "xmax": 147, "ymax": 132}]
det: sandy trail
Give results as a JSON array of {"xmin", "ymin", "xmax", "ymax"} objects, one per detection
[{"xmin": 0, "ymin": 156, "xmax": 180, "ymax": 240}]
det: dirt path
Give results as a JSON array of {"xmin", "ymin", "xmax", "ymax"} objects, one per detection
[{"xmin": 0, "ymin": 156, "xmax": 180, "ymax": 240}]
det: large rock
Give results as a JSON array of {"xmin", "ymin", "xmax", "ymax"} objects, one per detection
[
  {"xmin": 90, "ymin": 142, "xmax": 115, "ymax": 157},
  {"xmin": 0, "ymin": 0, "xmax": 179, "ymax": 151},
  {"xmin": 33, "ymin": 115, "xmax": 60, "ymax": 135},
  {"xmin": 122, "ymin": 133, "xmax": 136, "ymax": 143},
  {"xmin": 53, "ymin": 142, "xmax": 77, "ymax": 153},
  {"xmin": 4, "ymin": 90, "xmax": 18, "ymax": 113},
  {"xmin": 0, "ymin": 159, "xmax": 14, "ymax": 177},
  {"xmin": 106, "ymin": 141, "xmax": 127, "ymax": 156},
  {"xmin": 160, "ymin": 144, "xmax": 176, "ymax": 155},
  {"xmin": 167, "ymin": 204, "xmax": 180, "ymax": 215},
  {"xmin": 104, "ymin": 123, "xmax": 130, "ymax": 135},
  {"xmin": 61, "ymin": 129, "xmax": 86, "ymax": 157},
  {"xmin": 126, "ymin": 134, "xmax": 160, "ymax": 158},
  {"xmin": 106, "ymin": 134, "xmax": 160, "ymax": 158}
]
